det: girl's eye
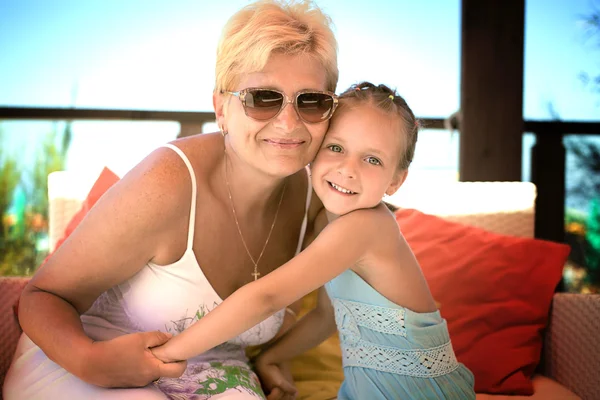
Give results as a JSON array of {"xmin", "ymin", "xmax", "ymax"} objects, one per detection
[
  {"xmin": 327, "ymin": 144, "xmax": 343, "ymax": 153},
  {"xmin": 366, "ymin": 157, "xmax": 381, "ymax": 166}
]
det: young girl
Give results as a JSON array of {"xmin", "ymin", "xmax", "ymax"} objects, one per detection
[{"xmin": 152, "ymin": 82, "xmax": 476, "ymax": 399}]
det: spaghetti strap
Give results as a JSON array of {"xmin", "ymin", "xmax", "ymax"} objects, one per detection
[
  {"xmin": 295, "ymin": 166, "xmax": 312, "ymax": 255},
  {"xmin": 161, "ymin": 143, "xmax": 197, "ymax": 250}
]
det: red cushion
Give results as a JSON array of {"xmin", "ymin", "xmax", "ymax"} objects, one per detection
[
  {"xmin": 49, "ymin": 167, "xmax": 120, "ymax": 254},
  {"xmin": 395, "ymin": 208, "xmax": 570, "ymax": 395}
]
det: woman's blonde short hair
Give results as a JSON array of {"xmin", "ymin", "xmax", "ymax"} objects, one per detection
[{"xmin": 215, "ymin": 0, "xmax": 338, "ymax": 94}]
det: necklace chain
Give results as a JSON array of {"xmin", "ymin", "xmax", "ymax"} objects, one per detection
[{"xmin": 224, "ymin": 152, "xmax": 286, "ymax": 281}]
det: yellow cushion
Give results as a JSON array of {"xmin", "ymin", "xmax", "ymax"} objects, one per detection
[{"xmin": 290, "ymin": 290, "xmax": 343, "ymax": 400}]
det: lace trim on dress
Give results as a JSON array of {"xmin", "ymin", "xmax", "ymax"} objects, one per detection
[
  {"xmin": 341, "ymin": 340, "xmax": 460, "ymax": 377},
  {"xmin": 332, "ymin": 297, "xmax": 459, "ymax": 377},
  {"xmin": 332, "ymin": 298, "xmax": 406, "ymax": 337}
]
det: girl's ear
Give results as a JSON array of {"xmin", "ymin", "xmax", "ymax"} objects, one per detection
[
  {"xmin": 213, "ymin": 91, "xmax": 227, "ymax": 132},
  {"xmin": 386, "ymin": 169, "xmax": 408, "ymax": 196}
]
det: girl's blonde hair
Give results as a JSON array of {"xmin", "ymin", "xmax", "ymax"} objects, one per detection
[{"xmin": 215, "ymin": 0, "xmax": 338, "ymax": 94}]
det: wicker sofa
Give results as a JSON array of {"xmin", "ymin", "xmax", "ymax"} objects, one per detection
[
  {"xmin": 394, "ymin": 181, "xmax": 599, "ymax": 400},
  {"xmin": 1, "ymin": 178, "xmax": 599, "ymax": 399}
]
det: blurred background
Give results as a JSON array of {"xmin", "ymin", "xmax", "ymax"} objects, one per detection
[{"xmin": 0, "ymin": 0, "xmax": 598, "ymax": 292}]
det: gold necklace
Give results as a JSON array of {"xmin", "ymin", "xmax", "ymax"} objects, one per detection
[{"xmin": 224, "ymin": 152, "xmax": 286, "ymax": 281}]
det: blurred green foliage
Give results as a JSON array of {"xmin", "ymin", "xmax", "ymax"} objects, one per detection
[{"xmin": 0, "ymin": 123, "xmax": 71, "ymax": 276}]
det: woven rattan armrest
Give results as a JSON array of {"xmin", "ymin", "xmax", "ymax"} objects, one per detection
[{"xmin": 541, "ymin": 293, "xmax": 600, "ymax": 400}]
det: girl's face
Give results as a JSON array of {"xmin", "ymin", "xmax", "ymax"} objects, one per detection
[
  {"xmin": 311, "ymin": 104, "xmax": 408, "ymax": 216},
  {"xmin": 216, "ymin": 53, "xmax": 330, "ymax": 178}
]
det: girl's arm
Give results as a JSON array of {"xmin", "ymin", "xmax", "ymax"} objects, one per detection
[
  {"xmin": 151, "ymin": 208, "xmax": 380, "ymax": 363},
  {"xmin": 268, "ymin": 203, "xmax": 329, "ymax": 339},
  {"xmin": 259, "ymin": 286, "xmax": 336, "ymax": 363}
]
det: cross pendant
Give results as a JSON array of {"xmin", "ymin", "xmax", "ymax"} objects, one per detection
[{"xmin": 252, "ymin": 271, "xmax": 261, "ymax": 281}]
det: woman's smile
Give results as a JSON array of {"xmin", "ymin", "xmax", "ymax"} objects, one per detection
[{"xmin": 263, "ymin": 137, "xmax": 306, "ymax": 149}]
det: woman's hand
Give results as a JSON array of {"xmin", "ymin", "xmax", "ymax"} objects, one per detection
[
  {"xmin": 82, "ymin": 331, "xmax": 187, "ymax": 388},
  {"xmin": 255, "ymin": 358, "xmax": 297, "ymax": 400}
]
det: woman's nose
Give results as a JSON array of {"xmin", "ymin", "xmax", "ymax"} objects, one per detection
[{"xmin": 272, "ymin": 99, "xmax": 301, "ymax": 132}]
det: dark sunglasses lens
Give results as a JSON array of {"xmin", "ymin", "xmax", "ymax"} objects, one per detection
[
  {"xmin": 296, "ymin": 93, "xmax": 335, "ymax": 123},
  {"xmin": 244, "ymin": 90, "xmax": 284, "ymax": 120}
]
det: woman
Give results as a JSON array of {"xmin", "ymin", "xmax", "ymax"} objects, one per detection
[{"xmin": 3, "ymin": 1, "xmax": 338, "ymax": 399}]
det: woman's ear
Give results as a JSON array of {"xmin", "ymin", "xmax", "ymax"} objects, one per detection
[
  {"xmin": 386, "ymin": 169, "xmax": 408, "ymax": 196},
  {"xmin": 213, "ymin": 91, "xmax": 227, "ymax": 132}
]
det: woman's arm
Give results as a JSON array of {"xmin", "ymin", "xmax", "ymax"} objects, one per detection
[
  {"xmin": 253, "ymin": 205, "xmax": 332, "ymax": 399},
  {"xmin": 151, "ymin": 208, "xmax": 379, "ymax": 363},
  {"xmin": 254, "ymin": 286, "xmax": 336, "ymax": 398},
  {"xmin": 18, "ymin": 147, "xmax": 189, "ymax": 386}
]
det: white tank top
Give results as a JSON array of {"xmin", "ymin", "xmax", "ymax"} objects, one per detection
[{"xmin": 81, "ymin": 143, "xmax": 312, "ymax": 363}]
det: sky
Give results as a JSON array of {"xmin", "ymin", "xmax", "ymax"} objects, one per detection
[{"xmin": 0, "ymin": 0, "xmax": 599, "ymax": 186}]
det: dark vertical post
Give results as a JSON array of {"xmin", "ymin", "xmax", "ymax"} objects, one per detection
[
  {"xmin": 531, "ymin": 132, "xmax": 566, "ymax": 243},
  {"xmin": 460, "ymin": 0, "xmax": 525, "ymax": 181}
]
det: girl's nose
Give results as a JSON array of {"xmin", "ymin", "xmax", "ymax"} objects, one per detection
[{"xmin": 337, "ymin": 159, "xmax": 357, "ymax": 179}]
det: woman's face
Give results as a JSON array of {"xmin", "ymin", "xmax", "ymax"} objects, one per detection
[{"xmin": 220, "ymin": 53, "xmax": 330, "ymax": 178}]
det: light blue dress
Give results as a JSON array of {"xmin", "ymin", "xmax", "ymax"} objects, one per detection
[{"xmin": 325, "ymin": 269, "xmax": 475, "ymax": 400}]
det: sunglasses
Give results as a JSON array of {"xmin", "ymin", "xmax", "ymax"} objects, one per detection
[{"xmin": 222, "ymin": 88, "xmax": 338, "ymax": 124}]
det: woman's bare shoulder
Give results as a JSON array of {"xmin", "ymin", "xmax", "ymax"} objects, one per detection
[
  {"xmin": 120, "ymin": 145, "xmax": 192, "ymax": 206},
  {"xmin": 128, "ymin": 133, "xmax": 222, "ymax": 198},
  {"xmin": 167, "ymin": 133, "xmax": 223, "ymax": 175},
  {"xmin": 25, "ymin": 141, "xmax": 223, "ymax": 310}
]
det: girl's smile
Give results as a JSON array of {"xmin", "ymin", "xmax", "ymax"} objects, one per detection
[{"xmin": 327, "ymin": 181, "xmax": 357, "ymax": 195}]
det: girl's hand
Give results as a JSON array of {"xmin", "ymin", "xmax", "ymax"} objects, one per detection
[
  {"xmin": 255, "ymin": 358, "xmax": 297, "ymax": 400},
  {"xmin": 150, "ymin": 342, "xmax": 179, "ymax": 363},
  {"xmin": 82, "ymin": 331, "xmax": 187, "ymax": 387}
]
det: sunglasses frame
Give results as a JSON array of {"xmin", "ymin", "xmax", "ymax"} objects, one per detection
[{"xmin": 222, "ymin": 87, "xmax": 338, "ymax": 124}]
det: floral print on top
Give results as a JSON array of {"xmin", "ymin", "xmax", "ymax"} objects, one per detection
[{"xmin": 157, "ymin": 360, "xmax": 265, "ymax": 400}]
